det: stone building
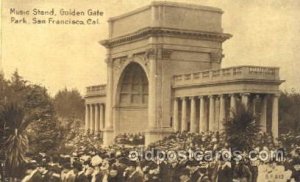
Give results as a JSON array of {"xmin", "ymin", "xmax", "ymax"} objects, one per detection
[{"xmin": 84, "ymin": 1, "xmax": 284, "ymax": 146}]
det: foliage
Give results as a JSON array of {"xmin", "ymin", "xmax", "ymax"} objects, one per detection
[
  {"xmin": 0, "ymin": 103, "xmax": 28, "ymax": 172},
  {"xmin": 63, "ymin": 131, "xmax": 103, "ymax": 154},
  {"xmin": 279, "ymin": 90, "xmax": 300, "ymax": 134},
  {"xmin": 278, "ymin": 132, "xmax": 300, "ymax": 152},
  {"xmin": 115, "ymin": 133, "xmax": 145, "ymax": 146},
  {"xmin": 0, "ymin": 71, "xmax": 61, "ymax": 156},
  {"xmin": 27, "ymin": 117, "xmax": 61, "ymax": 154},
  {"xmin": 53, "ymin": 88, "xmax": 85, "ymax": 121},
  {"xmin": 55, "ymin": 118, "xmax": 83, "ymax": 154},
  {"xmin": 224, "ymin": 103, "xmax": 261, "ymax": 151}
]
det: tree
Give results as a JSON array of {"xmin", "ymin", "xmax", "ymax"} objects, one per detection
[
  {"xmin": 53, "ymin": 88, "xmax": 85, "ymax": 122},
  {"xmin": 1, "ymin": 103, "xmax": 29, "ymax": 178},
  {"xmin": 224, "ymin": 103, "xmax": 260, "ymax": 151},
  {"xmin": 279, "ymin": 91, "xmax": 300, "ymax": 134},
  {"xmin": 0, "ymin": 71, "xmax": 62, "ymax": 155},
  {"xmin": 25, "ymin": 86, "xmax": 61, "ymax": 154},
  {"xmin": 52, "ymin": 88, "xmax": 85, "ymax": 153}
]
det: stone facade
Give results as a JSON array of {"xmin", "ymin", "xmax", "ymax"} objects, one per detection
[{"xmin": 84, "ymin": 2, "xmax": 284, "ymax": 146}]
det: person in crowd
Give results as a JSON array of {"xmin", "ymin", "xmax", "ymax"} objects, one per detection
[
  {"xmin": 29, "ymin": 162, "xmax": 46, "ymax": 182},
  {"xmin": 21, "ymin": 163, "xmax": 37, "ymax": 182},
  {"xmin": 290, "ymin": 158, "xmax": 300, "ymax": 182},
  {"xmin": 124, "ymin": 160, "xmax": 144, "ymax": 182},
  {"xmin": 74, "ymin": 161, "xmax": 89, "ymax": 182},
  {"xmin": 233, "ymin": 159, "xmax": 252, "ymax": 182},
  {"xmin": 216, "ymin": 159, "xmax": 232, "ymax": 182}
]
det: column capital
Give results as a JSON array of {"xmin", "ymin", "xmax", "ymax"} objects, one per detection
[
  {"xmin": 180, "ymin": 97, "xmax": 187, "ymax": 100},
  {"xmin": 208, "ymin": 95, "xmax": 215, "ymax": 98},
  {"xmin": 189, "ymin": 96, "xmax": 196, "ymax": 100},
  {"xmin": 219, "ymin": 94, "xmax": 225, "ymax": 98},
  {"xmin": 240, "ymin": 93, "xmax": 250, "ymax": 96},
  {"xmin": 273, "ymin": 93, "xmax": 280, "ymax": 97},
  {"xmin": 105, "ymin": 58, "xmax": 113, "ymax": 64}
]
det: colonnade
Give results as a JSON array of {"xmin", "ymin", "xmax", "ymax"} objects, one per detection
[
  {"xmin": 85, "ymin": 103, "xmax": 105, "ymax": 134},
  {"xmin": 173, "ymin": 93, "xmax": 279, "ymax": 139}
]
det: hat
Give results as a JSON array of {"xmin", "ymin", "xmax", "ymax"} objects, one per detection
[
  {"xmin": 186, "ymin": 160, "xmax": 198, "ymax": 167},
  {"xmin": 292, "ymin": 157, "xmax": 300, "ymax": 165},
  {"xmin": 126, "ymin": 160, "xmax": 137, "ymax": 167},
  {"xmin": 91, "ymin": 155, "xmax": 103, "ymax": 166},
  {"xmin": 199, "ymin": 162, "xmax": 208, "ymax": 169},
  {"xmin": 180, "ymin": 168, "xmax": 190, "ymax": 176},
  {"xmin": 80, "ymin": 155, "xmax": 91, "ymax": 162},
  {"xmin": 73, "ymin": 161, "xmax": 83, "ymax": 171}
]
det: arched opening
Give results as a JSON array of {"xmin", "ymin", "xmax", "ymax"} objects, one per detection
[
  {"xmin": 119, "ymin": 63, "xmax": 148, "ymax": 106},
  {"xmin": 115, "ymin": 62, "xmax": 149, "ymax": 134}
]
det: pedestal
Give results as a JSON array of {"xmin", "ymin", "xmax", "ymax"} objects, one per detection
[{"xmin": 102, "ymin": 128, "xmax": 115, "ymax": 146}]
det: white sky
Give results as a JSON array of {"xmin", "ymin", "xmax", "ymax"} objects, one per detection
[{"xmin": 1, "ymin": 0, "xmax": 300, "ymax": 95}]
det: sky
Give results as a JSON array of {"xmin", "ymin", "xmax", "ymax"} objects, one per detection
[{"xmin": 1, "ymin": 0, "xmax": 300, "ymax": 96}]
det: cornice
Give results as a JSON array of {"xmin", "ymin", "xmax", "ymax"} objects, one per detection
[{"xmin": 100, "ymin": 27, "xmax": 232, "ymax": 48}]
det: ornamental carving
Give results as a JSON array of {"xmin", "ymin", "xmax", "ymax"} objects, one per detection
[
  {"xmin": 209, "ymin": 51, "xmax": 223, "ymax": 63},
  {"xmin": 145, "ymin": 48, "xmax": 173, "ymax": 60},
  {"xmin": 162, "ymin": 49, "xmax": 173, "ymax": 59},
  {"xmin": 145, "ymin": 48, "xmax": 157, "ymax": 59},
  {"xmin": 113, "ymin": 57, "xmax": 127, "ymax": 70}
]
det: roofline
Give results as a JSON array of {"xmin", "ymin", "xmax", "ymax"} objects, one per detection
[{"xmin": 108, "ymin": 1, "xmax": 223, "ymax": 22}]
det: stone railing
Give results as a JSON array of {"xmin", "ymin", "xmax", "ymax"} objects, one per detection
[
  {"xmin": 173, "ymin": 66, "xmax": 280, "ymax": 86},
  {"xmin": 86, "ymin": 84, "xmax": 106, "ymax": 96}
]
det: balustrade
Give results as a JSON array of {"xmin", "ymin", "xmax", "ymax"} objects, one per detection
[{"xmin": 173, "ymin": 66, "xmax": 279, "ymax": 86}]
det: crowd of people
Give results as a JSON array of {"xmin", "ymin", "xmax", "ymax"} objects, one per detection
[
  {"xmin": 115, "ymin": 133, "xmax": 145, "ymax": 146},
  {"xmin": 6, "ymin": 131, "xmax": 300, "ymax": 182}
]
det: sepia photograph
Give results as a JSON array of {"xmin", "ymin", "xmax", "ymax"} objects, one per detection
[{"xmin": 1, "ymin": 0, "xmax": 300, "ymax": 181}]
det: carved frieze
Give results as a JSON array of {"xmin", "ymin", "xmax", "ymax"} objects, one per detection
[
  {"xmin": 100, "ymin": 27, "xmax": 232, "ymax": 48},
  {"xmin": 145, "ymin": 48, "xmax": 173, "ymax": 60}
]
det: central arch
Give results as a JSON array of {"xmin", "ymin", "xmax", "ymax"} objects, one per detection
[{"xmin": 115, "ymin": 62, "xmax": 149, "ymax": 134}]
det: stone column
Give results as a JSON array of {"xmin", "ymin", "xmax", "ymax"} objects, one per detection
[
  {"xmin": 88, "ymin": 105, "xmax": 91, "ymax": 132},
  {"xmin": 181, "ymin": 97, "xmax": 187, "ymax": 132},
  {"xmin": 145, "ymin": 51, "xmax": 163, "ymax": 146},
  {"xmin": 209, "ymin": 95, "xmax": 215, "ymax": 131},
  {"xmin": 199, "ymin": 96, "xmax": 207, "ymax": 132},
  {"xmin": 230, "ymin": 94, "xmax": 236, "ymax": 117},
  {"xmin": 85, "ymin": 104, "xmax": 90, "ymax": 134},
  {"xmin": 190, "ymin": 97, "xmax": 197, "ymax": 133},
  {"xmin": 241, "ymin": 93, "xmax": 250, "ymax": 109},
  {"xmin": 90, "ymin": 104, "xmax": 95, "ymax": 133},
  {"xmin": 214, "ymin": 97, "xmax": 220, "ymax": 131},
  {"xmin": 103, "ymin": 59, "xmax": 114, "ymax": 146},
  {"xmin": 100, "ymin": 104, "xmax": 104, "ymax": 130},
  {"xmin": 173, "ymin": 98, "xmax": 179, "ymax": 132},
  {"xmin": 252, "ymin": 95, "xmax": 260, "ymax": 115},
  {"xmin": 272, "ymin": 94, "xmax": 279, "ymax": 143},
  {"xmin": 219, "ymin": 94, "xmax": 226, "ymax": 131},
  {"xmin": 148, "ymin": 55, "xmax": 157, "ymax": 129},
  {"xmin": 95, "ymin": 104, "xmax": 99, "ymax": 134},
  {"xmin": 105, "ymin": 62, "xmax": 113, "ymax": 129},
  {"xmin": 260, "ymin": 95, "xmax": 267, "ymax": 133}
]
